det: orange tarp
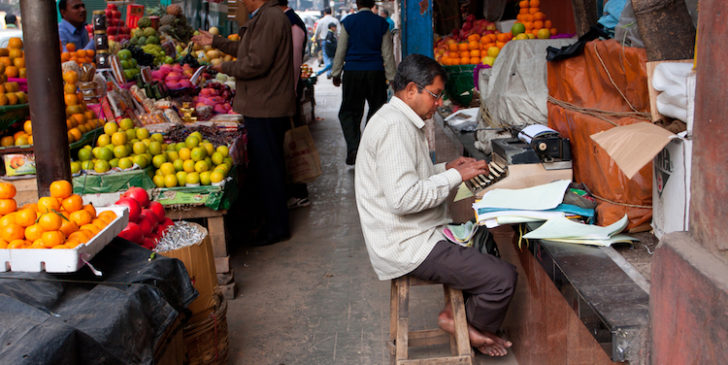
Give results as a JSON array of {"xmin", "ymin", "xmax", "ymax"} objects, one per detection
[{"xmin": 547, "ymin": 39, "xmax": 651, "ymax": 229}]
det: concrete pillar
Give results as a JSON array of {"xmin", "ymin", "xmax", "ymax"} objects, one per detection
[{"xmin": 650, "ymin": 0, "xmax": 728, "ymax": 363}]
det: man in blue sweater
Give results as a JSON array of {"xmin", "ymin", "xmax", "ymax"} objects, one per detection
[{"xmin": 331, "ymin": 0, "xmax": 396, "ymax": 165}]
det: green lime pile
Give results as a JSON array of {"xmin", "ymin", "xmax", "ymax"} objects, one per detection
[{"xmin": 151, "ymin": 132, "xmax": 233, "ymax": 188}]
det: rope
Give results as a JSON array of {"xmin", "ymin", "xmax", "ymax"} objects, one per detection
[
  {"xmin": 592, "ymin": 42, "xmax": 642, "ymax": 113},
  {"xmin": 591, "ymin": 192, "xmax": 652, "ymax": 209},
  {"xmin": 547, "ymin": 96, "xmax": 651, "ymax": 126}
]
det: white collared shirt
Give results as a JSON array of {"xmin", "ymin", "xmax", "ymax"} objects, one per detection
[{"xmin": 355, "ymin": 96, "xmax": 463, "ymax": 280}]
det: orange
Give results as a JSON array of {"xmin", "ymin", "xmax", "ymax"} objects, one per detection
[
  {"xmin": 83, "ymin": 204, "xmax": 96, "ymax": 218},
  {"xmin": 529, "ymin": 7, "xmax": 538, "ymax": 14},
  {"xmin": 68, "ymin": 230, "xmax": 91, "ymax": 243},
  {"xmin": 23, "ymin": 120, "xmax": 32, "ymax": 135},
  {"xmin": 12, "ymin": 57, "xmax": 24, "ymax": 68},
  {"xmin": 4, "ymin": 66, "xmax": 18, "ymax": 78},
  {"xmin": 0, "ymin": 56, "xmax": 10, "ymax": 66},
  {"xmin": 21, "ymin": 203, "xmax": 37, "ymax": 212},
  {"xmin": 8, "ymin": 239, "xmax": 27, "ymax": 249},
  {"xmin": 15, "ymin": 209, "xmax": 36, "ymax": 227},
  {"xmin": 61, "ymin": 194, "xmax": 83, "ymax": 212},
  {"xmin": 470, "ymin": 49, "xmax": 480, "ymax": 57},
  {"xmin": 447, "ymin": 43, "xmax": 457, "ymax": 52},
  {"xmin": 30, "ymin": 239, "xmax": 45, "ymax": 249},
  {"xmin": 0, "ymin": 239, "xmax": 6, "ymax": 248},
  {"xmin": 59, "ymin": 219, "xmax": 79, "ymax": 236},
  {"xmin": 69, "ymin": 209, "xmax": 92, "ymax": 226},
  {"xmin": 2, "ymin": 223, "xmax": 24, "ymax": 241},
  {"xmin": 91, "ymin": 219, "xmax": 107, "ymax": 231},
  {"xmin": 467, "ymin": 34, "xmax": 481, "ymax": 43},
  {"xmin": 62, "ymin": 70, "xmax": 78, "ymax": 85},
  {"xmin": 38, "ymin": 212, "xmax": 62, "ymax": 231},
  {"xmin": 533, "ymin": 20, "xmax": 544, "ymax": 29},
  {"xmin": 65, "ymin": 43, "xmax": 76, "ymax": 52},
  {"xmin": 534, "ymin": 12, "xmax": 545, "ymax": 20},
  {"xmin": 37, "ymin": 196, "xmax": 60, "ymax": 214},
  {"xmin": 457, "ymin": 43, "xmax": 468, "ymax": 51},
  {"xmin": 523, "ymin": 14, "xmax": 533, "ymax": 22},
  {"xmin": 80, "ymin": 224, "xmax": 100, "ymax": 235},
  {"xmin": 65, "ymin": 239, "xmax": 82, "ymax": 248},
  {"xmin": 529, "ymin": 0, "xmax": 540, "ymax": 7},
  {"xmin": 41, "ymin": 231, "xmax": 65, "ymax": 247},
  {"xmin": 518, "ymin": 0, "xmax": 528, "ymax": 7},
  {"xmin": 52, "ymin": 244, "xmax": 69, "ymax": 249},
  {"xmin": 71, "ymin": 113, "xmax": 85, "ymax": 125},
  {"xmin": 50, "ymin": 180, "xmax": 73, "ymax": 199},
  {"xmin": 69, "ymin": 128, "xmax": 82, "ymax": 141},
  {"xmin": 550, "ymin": 27, "xmax": 558, "ymax": 35},
  {"xmin": 25, "ymin": 224, "xmax": 43, "ymax": 241},
  {"xmin": 0, "ymin": 182, "xmax": 16, "ymax": 199},
  {"xmin": 0, "ymin": 198, "xmax": 16, "ymax": 215},
  {"xmin": 544, "ymin": 20, "xmax": 552, "ymax": 28},
  {"xmin": 64, "ymin": 93, "xmax": 78, "ymax": 106},
  {"xmin": 7, "ymin": 37, "xmax": 22, "ymax": 49}
]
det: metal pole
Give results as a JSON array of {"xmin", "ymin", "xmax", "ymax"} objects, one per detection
[{"xmin": 20, "ymin": 0, "xmax": 71, "ymax": 196}]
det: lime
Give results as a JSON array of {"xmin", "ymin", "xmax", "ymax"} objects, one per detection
[
  {"xmin": 178, "ymin": 147, "xmax": 191, "ymax": 160},
  {"xmin": 199, "ymin": 171, "xmax": 211, "ymax": 185},
  {"xmin": 194, "ymin": 160, "xmax": 209, "ymax": 173},
  {"xmin": 97, "ymin": 148, "xmax": 113, "ymax": 161},
  {"xmin": 125, "ymin": 129, "xmax": 136, "ymax": 141},
  {"xmin": 511, "ymin": 22, "xmax": 526, "ymax": 36},
  {"xmin": 151, "ymin": 133, "xmax": 164, "ymax": 142},
  {"xmin": 216, "ymin": 145, "xmax": 229, "ymax": 157},
  {"xmin": 487, "ymin": 46, "xmax": 500, "ymax": 58},
  {"xmin": 133, "ymin": 155, "xmax": 149, "ymax": 168},
  {"xmin": 175, "ymin": 142, "xmax": 185, "ymax": 151},
  {"xmin": 185, "ymin": 135, "xmax": 200, "ymax": 148},
  {"xmin": 182, "ymin": 159, "xmax": 195, "ymax": 173},
  {"xmin": 190, "ymin": 131, "xmax": 203, "ymax": 141},
  {"xmin": 159, "ymin": 162, "xmax": 176, "ymax": 175},
  {"xmin": 148, "ymin": 141, "xmax": 162, "ymax": 155},
  {"xmin": 153, "ymin": 175, "xmax": 165, "ymax": 187},
  {"xmin": 152, "ymin": 154, "xmax": 167, "ymax": 168},
  {"xmin": 136, "ymin": 128, "xmax": 150, "ymax": 140},
  {"xmin": 163, "ymin": 174, "xmax": 177, "ymax": 188},
  {"xmin": 191, "ymin": 147, "xmax": 206, "ymax": 161},
  {"xmin": 536, "ymin": 28, "xmax": 551, "ymax": 39},
  {"xmin": 186, "ymin": 172, "xmax": 200, "ymax": 185},
  {"xmin": 133, "ymin": 141, "xmax": 147, "ymax": 155},
  {"xmin": 118, "ymin": 157, "xmax": 133, "ymax": 169},
  {"xmin": 94, "ymin": 160, "xmax": 110, "ymax": 173},
  {"xmin": 78, "ymin": 148, "xmax": 92, "ymax": 161},
  {"xmin": 202, "ymin": 142, "xmax": 214, "ymax": 156},
  {"xmin": 210, "ymin": 171, "xmax": 224, "ymax": 184},
  {"xmin": 81, "ymin": 160, "xmax": 94, "ymax": 170},
  {"xmin": 166, "ymin": 150, "xmax": 179, "ymax": 161},
  {"xmin": 173, "ymin": 159, "xmax": 184, "ymax": 171},
  {"xmin": 103, "ymin": 122, "xmax": 118, "ymax": 135},
  {"xmin": 211, "ymin": 152, "xmax": 224, "ymax": 165},
  {"xmin": 175, "ymin": 171, "xmax": 187, "ymax": 184},
  {"xmin": 113, "ymin": 145, "xmax": 129, "ymax": 158},
  {"xmin": 118, "ymin": 118, "xmax": 134, "ymax": 131},
  {"xmin": 70, "ymin": 161, "xmax": 82, "ymax": 174},
  {"xmin": 96, "ymin": 134, "xmax": 111, "ymax": 147},
  {"xmin": 109, "ymin": 158, "xmax": 119, "ymax": 168}
]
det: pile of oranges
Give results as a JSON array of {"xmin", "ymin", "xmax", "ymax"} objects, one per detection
[
  {"xmin": 0, "ymin": 37, "xmax": 26, "ymax": 79},
  {"xmin": 515, "ymin": 0, "xmax": 557, "ymax": 38},
  {"xmin": 60, "ymin": 43, "xmax": 96, "ymax": 65},
  {"xmin": 0, "ymin": 180, "xmax": 116, "ymax": 250},
  {"xmin": 438, "ymin": 33, "xmax": 512, "ymax": 66}
]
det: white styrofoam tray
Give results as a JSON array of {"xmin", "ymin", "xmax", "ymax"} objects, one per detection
[{"xmin": 0, "ymin": 205, "xmax": 129, "ymax": 273}]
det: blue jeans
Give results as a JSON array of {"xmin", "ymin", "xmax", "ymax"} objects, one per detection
[{"xmin": 323, "ymin": 52, "xmax": 333, "ymax": 76}]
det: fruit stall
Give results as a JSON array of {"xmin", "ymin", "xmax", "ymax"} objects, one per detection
[{"xmin": 0, "ymin": 2, "xmax": 268, "ymax": 362}]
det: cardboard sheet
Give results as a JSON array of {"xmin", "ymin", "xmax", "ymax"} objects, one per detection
[{"xmin": 590, "ymin": 122, "xmax": 675, "ymax": 179}]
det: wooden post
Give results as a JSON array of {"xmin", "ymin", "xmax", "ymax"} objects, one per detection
[
  {"xmin": 631, "ymin": 0, "xmax": 696, "ymax": 61},
  {"xmin": 570, "ymin": 0, "xmax": 598, "ymax": 36},
  {"xmin": 20, "ymin": 0, "xmax": 71, "ymax": 196}
]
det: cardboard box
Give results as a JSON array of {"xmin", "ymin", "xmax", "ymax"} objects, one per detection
[
  {"xmin": 158, "ymin": 223, "xmax": 218, "ymax": 321},
  {"xmin": 652, "ymin": 135, "xmax": 692, "ymax": 238}
]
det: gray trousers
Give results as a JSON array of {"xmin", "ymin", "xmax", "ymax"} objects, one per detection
[{"xmin": 409, "ymin": 240, "xmax": 517, "ymax": 333}]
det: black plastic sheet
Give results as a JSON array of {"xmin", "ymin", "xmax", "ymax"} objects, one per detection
[{"xmin": 0, "ymin": 239, "xmax": 197, "ymax": 364}]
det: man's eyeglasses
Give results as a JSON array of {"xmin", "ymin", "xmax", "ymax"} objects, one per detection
[{"xmin": 420, "ymin": 87, "xmax": 443, "ymax": 100}]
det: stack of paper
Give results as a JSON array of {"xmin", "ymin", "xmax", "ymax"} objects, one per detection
[
  {"xmin": 523, "ymin": 214, "xmax": 637, "ymax": 246},
  {"xmin": 472, "ymin": 180, "xmax": 594, "ymax": 228}
]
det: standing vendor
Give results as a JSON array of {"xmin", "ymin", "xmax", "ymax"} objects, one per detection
[
  {"xmin": 192, "ymin": 0, "xmax": 295, "ymax": 246},
  {"xmin": 58, "ymin": 0, "xmax": 94, "ymax": 51}
]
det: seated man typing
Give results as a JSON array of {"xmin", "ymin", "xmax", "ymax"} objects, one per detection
[{"xmin": 355, "ymin": 54, "xmax": 517, "ymax": 356}]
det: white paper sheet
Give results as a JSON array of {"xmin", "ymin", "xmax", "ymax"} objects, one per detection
[
  {"xmin": 474, "ymin": 179, "xmax": 571, "ymax": 211},
  {"xmin": 523, "ymin": 214, "xmax": 628, "ymax": 240}
]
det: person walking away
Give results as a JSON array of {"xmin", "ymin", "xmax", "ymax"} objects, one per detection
[
  {"xmin": 331, "ymin": 0, "xmax": 396, "ymax": 165},
  {"xmin": 276, "ymin": 0, "xmax": 312, "ymax": 209},
  {"xmin": 380, "ymin": 8, "xmax": 395, "ymax": 32},
  {"xmin": 355, "ymin": 54, "xmax": 517, "ymax": 357},
  {"xmin": 312, "ymin": 8, "xmax": 339, "ymax": 67},
  {"xmin": 192, "ymin": 0, "xmax": 295, "ymax": 246},
  {"xmin": 58, "ymin": 0, "xmax": 95, "ymax": 51},
  {"xmin": 322, "ymin": 23, "xmax": 337, "ymax": 78}
]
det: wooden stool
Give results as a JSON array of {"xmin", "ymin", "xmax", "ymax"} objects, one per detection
[{"xmin": 389, "ymin": 275, "xmax": 473, "ymax": 364}]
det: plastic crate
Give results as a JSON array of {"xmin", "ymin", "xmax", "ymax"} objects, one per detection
[{"xmin": 443, "ymin": 65, "xmax": 476, "ymax": 107}]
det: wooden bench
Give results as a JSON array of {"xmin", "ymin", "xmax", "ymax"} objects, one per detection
[{"xmin": 390, "ymin": 275, "xmax": 473, "ymax": 364}]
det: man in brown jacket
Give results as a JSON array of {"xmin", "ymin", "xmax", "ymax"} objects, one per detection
[{"xmin": 193, "ymin": 0, "xmax": 295, "ymax": 245}]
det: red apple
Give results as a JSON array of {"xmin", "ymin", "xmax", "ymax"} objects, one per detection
[
  {"xmin": 122, "ymin": 187, "xmax": 150, "ymax": 208},
  {"xmin": 149, "ymin": 201, "xmax": 165, "ymax": 222},
  {"xmin": 115, "ymin": 197, "xmax": 141, "ymax": 222},
  {"xmin": 119, "ymin": 222, "xmax": 143, "ymax": 243}
]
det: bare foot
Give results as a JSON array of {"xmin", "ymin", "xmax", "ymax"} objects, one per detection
[{"xmin": 437, "ymin": 305, "xmax": 512, "ymax": 356}]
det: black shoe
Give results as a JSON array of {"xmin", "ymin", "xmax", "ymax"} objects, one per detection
[{"xmin": 345, "ymin": 151, "xmax": 356, "ymax": 165}]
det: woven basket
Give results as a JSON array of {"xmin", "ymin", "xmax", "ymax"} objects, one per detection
[{"xmin": 184, "ymin": 293, "xmax": 229, "ymax": 365}]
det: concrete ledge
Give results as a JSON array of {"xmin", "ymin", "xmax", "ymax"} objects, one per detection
[{"xmin": 650, "ymin": 232, "xmax": 728, "ymax": 365}]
